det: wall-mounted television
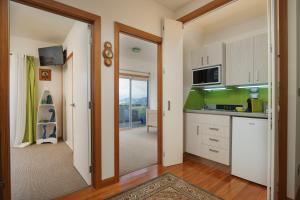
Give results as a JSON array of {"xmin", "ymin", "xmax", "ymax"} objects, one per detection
[{"xmin": 38, "ymin": 45, "xmax": 65, "ymax": 66}]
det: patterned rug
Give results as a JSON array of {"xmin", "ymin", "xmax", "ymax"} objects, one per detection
[{"xmin": 106, "ymin": 173, "xmax": 222, "ymax": 200}]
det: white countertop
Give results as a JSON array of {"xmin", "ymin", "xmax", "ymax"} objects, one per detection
[{"xmin": 184, "ymin": 109, "xmax": 268, "ymax": 119}]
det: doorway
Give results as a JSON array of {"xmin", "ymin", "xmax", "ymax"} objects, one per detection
[
  {"xmin": 8, "ymin": 2, "xmax": 92, "ymax": 199},
  {"xmin": 0, "ymin": 0, "xmax": 101, "ymax": 199},
  {"xmin": 114, "ymin": 22, "xmax": 163, "ymax": 179}
]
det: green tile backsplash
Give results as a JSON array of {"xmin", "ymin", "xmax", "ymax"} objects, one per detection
[{"xmin": 184, "ymin": 87, "xmax": 268, "ymax": 110}]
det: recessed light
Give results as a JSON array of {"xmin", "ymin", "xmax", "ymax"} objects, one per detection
[{"xmin": 132, "ymin": 47, "xmax": 141, "ymax": 53}]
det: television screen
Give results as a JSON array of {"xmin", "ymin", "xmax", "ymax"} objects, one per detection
[{"xmin": 38, "ymin": 46, "xmax": 64, "ymax": 66}]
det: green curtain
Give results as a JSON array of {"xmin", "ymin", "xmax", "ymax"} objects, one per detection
[{"xmin": 23, "ymin": 56, "xmax": 36, "ymax": 143}]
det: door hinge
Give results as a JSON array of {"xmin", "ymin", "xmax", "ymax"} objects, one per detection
[
  {"xmin": 89, "ymin": 101, "xmax": 93, "ymax": 110},
  {"xmin": 89, "ymin": 165, "xmax": 93, "ymax": 173},
  {"xmin": 0, "ymin": 180, "xmax": 5, "ymax": 187}
]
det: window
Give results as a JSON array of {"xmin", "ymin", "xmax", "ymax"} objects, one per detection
[{"xmin": 119, "ymin": 77, "xmax": 149, "ymax": 129}]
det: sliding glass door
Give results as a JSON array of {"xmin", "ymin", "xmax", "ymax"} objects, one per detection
[{"xmin": 119, "ymin": 78, "xmax": 148, "ymax": 129}]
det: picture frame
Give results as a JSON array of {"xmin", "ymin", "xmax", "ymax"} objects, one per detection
[{"xmin": 39, "ymin": 69, "xmax": 52, "ymax": 81}]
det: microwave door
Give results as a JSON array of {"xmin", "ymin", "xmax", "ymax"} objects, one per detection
[{"xmin": 207, "ymin": 68, "xmax": 219, "ymax": 83}]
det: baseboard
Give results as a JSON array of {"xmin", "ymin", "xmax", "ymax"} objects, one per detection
[{"xmin": 100, "ymin": 176, "xmax": 119, "ymax": 188}]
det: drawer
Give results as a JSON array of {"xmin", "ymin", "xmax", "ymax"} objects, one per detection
[
  {"xmin": 201, "ymin": 144, "xmax": 230, "ymax": 165},
  {"xmin": 202, "ymin": 124, "xmax": 230, "ymax": 138},
  {"xmin": 200, "ymin": 114, "xmax": 230, "ymax": 126},
  {"xmin": 202, "ymin": 134, "xmax": 229, "ymax": 150},
  {"xmin": 185, "ymin": 113, "xmax": 230, "ymax": 126}
]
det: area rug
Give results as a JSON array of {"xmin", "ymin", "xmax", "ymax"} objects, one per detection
[{"xmin": 106, "ymin": 173, "xmax": 222, "ymax": 200}]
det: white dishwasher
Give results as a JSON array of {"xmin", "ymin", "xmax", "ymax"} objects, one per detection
[{"xmin": 231, "ymin": 117, "xmax": 268, "ymax": 186}]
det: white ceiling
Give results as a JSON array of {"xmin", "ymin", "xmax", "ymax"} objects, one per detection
[
  {"xmin": 10, "ymin": 1, "xmax": 75, "ymax": 44},
  {"xmin": 154, "ymin": 0, "xmax": 194, "ymax": 11},
  {"xmin": 120, "ymin": 33, "xmax": 157, "ymax": 64},
  {"xmin": 186, "ymin": 0, "xmax": 267, "ymax": 30}
]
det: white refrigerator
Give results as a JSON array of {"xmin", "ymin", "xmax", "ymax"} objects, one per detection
[{"xmin": 231, "ymin": 117, "xmax": 268, "ymax": 186}]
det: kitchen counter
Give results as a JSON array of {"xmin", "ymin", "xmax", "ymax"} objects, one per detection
[{"xmin": 184, "ymin": 109, "xmax": 268, "ymax": 119}]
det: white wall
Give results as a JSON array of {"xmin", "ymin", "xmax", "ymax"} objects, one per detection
[
  {"xmin": 202, "ymin": 15, "xmax": 267, "ymax": 45},
  {"xmin": 182, "ymin": 24, "xmax": 203, "ymax": 101},
  {"xmin": 288, "ymin": 0, "xmax": 300, "ymax": 198},
  {"xmin": 10, "ymin": 36, "xmax": 63, "ymax": 139},
  {"xmin": 56, "ymin": 0, "xmax": 174, "ymax": 180},
  {"xmin": 120, "ymin": 57, "xmax": 157, "ymax": 110}
]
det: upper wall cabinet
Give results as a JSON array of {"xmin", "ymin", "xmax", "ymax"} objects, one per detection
[
  {"xmin": 226, "ymin": 33, "xmax": 268, "ymax": 86},
  {"xmin": 226, "ymin": 37, "xmax": 254, "ymax": 86},
  {"xmin": 191, "ymin": 42, "xmax": 225, "ymax": 69},
  {"xmin": 254, "ymin": 34, "xmax": 268, "ymax": 84}
]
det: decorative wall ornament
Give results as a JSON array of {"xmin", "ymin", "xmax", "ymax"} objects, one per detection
[
  {"xmin": 103, "ymin": 41, "xmax": 113, "ymax": 67},
  {"xmin": 39, "ymin": 69, "xmax": 51, "ymax": 81}
]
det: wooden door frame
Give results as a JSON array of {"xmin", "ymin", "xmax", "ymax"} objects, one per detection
[
  {"xmin": 0, "ymin": 0, "xmax": 102, "ymax": 199},
  {"xmin": 114, "ymin": 22, "xmax": 163, "ymax": 180},
  {"xmin": 177, "ymin": 0, "xmax": 288, "ymax": 198}
]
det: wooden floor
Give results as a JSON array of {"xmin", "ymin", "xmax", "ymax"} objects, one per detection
[{"xmin": 58, "ymin": 155, "xmax": 267, "ymax": 200}]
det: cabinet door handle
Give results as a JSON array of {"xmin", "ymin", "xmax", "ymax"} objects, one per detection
[
  {"xmin": 209, "ymin": 138, "xmax": 219, "ymax": 142},
  {"xmin": 168, "ymin": 101, "xmax": 171, "ymax": 111},
  {"xmin": 248, "ymin": 72, "xmax": 251, "ymax": 82},
  {"xmin": 249, "ymin": 122, "xmax": 255, "ymax": 125},
  {"xmin": 201, "ymin": 57, "xmax": 203, "ymax": 65},
  {"xmin": 256, "ymin": 70, "xmax": 259, "ymax": 82},
  {"xmin": 207, "ymin": 56, "xmax": 209, "ymax": 65},
  {"xmin": 197, "ymin": 125, "xmax": 199, "ymax": 135},
  {"xmin": 209, "ymin": 127, "xmax": 219, "ymax": 131},
  {"xmin": 209, "ymin": 149, "xmax": 219, "ymax": 153}
]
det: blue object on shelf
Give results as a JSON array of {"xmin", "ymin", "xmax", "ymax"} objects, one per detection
[
  {"xmin": 49, "ymin": 108, "xmax": 55, "ymax": 122},
  {"xmin": 42, "ymin": 125, "xmax": 47, "ymax": 139},
  {"xmin": 49, "ymin": 126, "xmax": 56, "ymax": 138}
]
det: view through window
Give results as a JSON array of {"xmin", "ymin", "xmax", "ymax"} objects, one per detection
[{"xmin": 119, "ymin": 78, "xmax": 148, "ymax": 128}]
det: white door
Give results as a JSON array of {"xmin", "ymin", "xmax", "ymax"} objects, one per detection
[
  {"xmin": 205, "ymin": 42, "xmax": 224, "ymax": 67},
  {"xmin": 184, "ymin": 114, "xmax": 200, "ymax": 155},
  {"xmin": 191, "ymin": 48, "xmax": 205, "ymax": 69},
  {"xmin": 232, "ymin": 117, "xmax": 268, "ymax": 186},
  {"xmin": 268, "ymin": 0, "xmax": 278, "ymax": 198},
  {"xmin": 72, "ymin": 23, "xmax": 91, "ymax": 184},
  {"xmin": 254, "ymin": 33, "xmax": 268, "ymax": 84},
  {"xmin": 162, "ymin": 18, "xmax": 183, "ymax": 166},
  {"xmin": 63, "ymin": 56, "xmax": 74, "ymax": 150},
  {"xmin": 226, "ymin": 37, "xmax": 254, "ymax": 85}
]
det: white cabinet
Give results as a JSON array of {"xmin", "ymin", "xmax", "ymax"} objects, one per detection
[
  {"xmin": 226, "ymin": 37, "xmax": 253, "ymax": 85},
  {"xmin": 226, "ymin": 33, "xmax": 268, "ymax": 86},
  {"xmin": 184, "ymin": 113, "xmax": 231, "ymax": 165},
  {"xmin": 254, "ymin": 34, "xmax": 268, "ymax": 84},
  {"xmin": 185, "ymin": 114, "xmax": 201, "ymax": 155},
  {"xmin": 205, "ymin": 42, "xmax": 225, "ymax": 67},
  {"xmin": 232, "ymin": 117, "xmax": 268, "ymax": 186},
  {"xmin": 191, "ymin": 42, "xmax": 225, "ymax": 69}
]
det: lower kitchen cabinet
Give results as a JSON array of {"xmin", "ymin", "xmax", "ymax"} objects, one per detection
[{"xmin": 184, "ymin": 113, "xmax": 231, "ymax": 165}]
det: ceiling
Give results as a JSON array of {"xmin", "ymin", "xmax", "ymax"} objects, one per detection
[
  {"xmin": 186, "ymin": 0, "xmax": 267, "ymax": 30},
  {"xmin": 120, "ymin": 33, "xmax": 157, "ymax": 65},
  {"xmin": 154, "ymin": 0, "xmax": 194, "ymax": 11},
  {"xmin": 10, "ymin": 1, "xmax": 75, "ymax": 44}
]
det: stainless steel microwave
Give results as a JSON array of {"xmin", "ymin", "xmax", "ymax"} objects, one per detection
[{"xmin": 192, "ymin": 65, "xmax": 222, "ymax": 86}]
